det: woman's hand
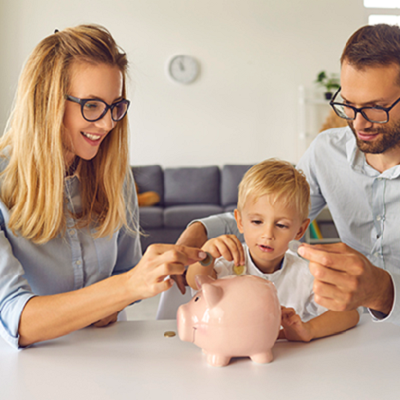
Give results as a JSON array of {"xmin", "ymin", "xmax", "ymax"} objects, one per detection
[
  {"xmin": 127, "ymin": 244, "xmax": 207, "ymax": 301},
  {"xmin": 92, "ymin": 312, "xmax": 119, "ymax": 327}
]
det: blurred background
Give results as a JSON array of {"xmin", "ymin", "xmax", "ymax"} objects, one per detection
[{"xmin": 0, "ymin": 1, "xmax": 394, "ymax": 167}]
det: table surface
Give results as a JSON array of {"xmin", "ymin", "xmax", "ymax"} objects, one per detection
[{"xmin": 1, "ymin": 314, "xmax": 399, "ymax": 400}]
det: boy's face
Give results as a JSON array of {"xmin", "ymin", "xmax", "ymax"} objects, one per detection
[{"xmin": 234, "ymin": 194, "xmax": 309, "ymax": 274}]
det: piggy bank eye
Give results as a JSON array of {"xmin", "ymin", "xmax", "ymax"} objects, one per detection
[{"xmin": 194, "ymin": 296, "xmax": 200, "ymax": 302}]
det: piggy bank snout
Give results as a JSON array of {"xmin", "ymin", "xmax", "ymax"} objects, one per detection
[{"xmin": 176, "ymin": 305, "xmax": 193, "ymax": 343}]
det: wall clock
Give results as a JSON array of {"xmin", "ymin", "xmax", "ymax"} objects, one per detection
[{"xmin": 168, "ymin": 55, "xmax": 199, "ymax": 84}]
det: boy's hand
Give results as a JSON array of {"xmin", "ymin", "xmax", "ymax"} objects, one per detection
[
  {"xmin": 186, "ymin": 235, "xmax": 244, "ymax": 290},
  {"xmin": 202, "ymin": 235, "xmax": 245, "ymax": 266},
  {"xmin": 279, "ymin": 307, "xmax": 313, "ymax": 342}
]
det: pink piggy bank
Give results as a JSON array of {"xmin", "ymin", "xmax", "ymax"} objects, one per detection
[{"xmin": 177, "ymin": 274, "xmax": 281, "ymax": 367}]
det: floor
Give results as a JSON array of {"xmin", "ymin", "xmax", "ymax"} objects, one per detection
[{"xmin": 126, "ymin": 293, "xmax": 161, "ymax": 320}]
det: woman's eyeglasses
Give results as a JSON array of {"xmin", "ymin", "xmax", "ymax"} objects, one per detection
[{"xmin": 65, "ymin": 95, "xmax": 130, "ymax": 122}]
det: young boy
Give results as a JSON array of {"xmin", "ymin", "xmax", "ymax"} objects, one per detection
[{"xmin": 186, "ymin": 159, "xmax": 359, "ymax": 342}]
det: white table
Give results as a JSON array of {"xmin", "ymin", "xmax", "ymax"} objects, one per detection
[{"xmin": 1, "ymin": 314, "xmax": 399, "ymax": 400}]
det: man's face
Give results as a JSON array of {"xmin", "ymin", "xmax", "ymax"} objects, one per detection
[{"xmin": 341, "ymin": 62, "xmax": 400, "ymax": 154}]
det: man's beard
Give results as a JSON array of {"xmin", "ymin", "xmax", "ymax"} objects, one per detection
[{"xmin": 348, "ymin": 119, "xmax": 400, "ymax": 154}]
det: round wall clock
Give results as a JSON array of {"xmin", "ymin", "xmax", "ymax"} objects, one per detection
[{"xmin": 168, "ymin": 55, "xmax": 199, "ymax": 84}]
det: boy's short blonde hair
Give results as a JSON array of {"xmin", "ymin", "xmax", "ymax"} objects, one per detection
[{"xmin": 237, "ymin": 159, "xmax": 310, "ymax": 221}]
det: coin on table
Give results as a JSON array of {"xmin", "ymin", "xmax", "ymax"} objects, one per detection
[
  {"xmin": 164, "ymin": 331, "xmax": 176, "ymax": 338},
  {"xmin": 233, "ymin": 265, "xmax": 246, "ymax": 275}
]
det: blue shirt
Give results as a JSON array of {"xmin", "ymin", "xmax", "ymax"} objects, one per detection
[
  {"xmin": 199, "ymin": 127, "xmax": 400, "ymax": 325},
  {"xmin": 0, "ymin": 173, "xmax": 142, "ymax": 349}
]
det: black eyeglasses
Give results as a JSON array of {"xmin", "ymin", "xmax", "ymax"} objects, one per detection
[
  {"xmin": 330, "ymin": 87, "xmax": 400, "ymax": 124},
  {"xmin": 65, "ymin": 95, "xmax": 130, "ymax": 122}
]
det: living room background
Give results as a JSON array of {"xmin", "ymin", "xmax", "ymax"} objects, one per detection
[{"xmin": 0, "ymin": 0, "xmax": 367, "ymax": 167}]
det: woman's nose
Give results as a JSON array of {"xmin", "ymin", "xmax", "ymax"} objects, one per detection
[{"xmin": 95, "ymin": 110, "xmax": 116, "ymax": 132}]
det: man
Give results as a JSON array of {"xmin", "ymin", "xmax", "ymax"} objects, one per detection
[{"xmin": 172, "ymin": 24, "xmax": 400, "ymax": 325}]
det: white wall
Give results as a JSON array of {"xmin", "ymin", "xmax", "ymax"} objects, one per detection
[{"xmin": 0, "ymin": 0, "xmax": 366, "ymax": 166}]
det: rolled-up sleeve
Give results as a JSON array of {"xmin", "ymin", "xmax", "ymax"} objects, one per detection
[
  {"xmin": 0, "ymin": 231, "xmax": 35, "ymax": 349},
  {"xmin": 369, "ymin": 271, "xmax": 400, "ymax": 325},
  {"xmin": 190, "ymin": 212, "xmax": 243, "ymax": 241}
]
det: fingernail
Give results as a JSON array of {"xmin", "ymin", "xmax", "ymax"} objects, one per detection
[{"xmin": 199, "ymin": 251, "xmax": 207, "ymax": 259}]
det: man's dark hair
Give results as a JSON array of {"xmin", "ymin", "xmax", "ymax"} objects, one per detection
[{"xmin": 341, "ymin": 24, "xmax": 400, "ymax": 70}]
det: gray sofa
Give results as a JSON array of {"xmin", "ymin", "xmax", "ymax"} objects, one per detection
[{"xmin": 132, "ymin": 164, "xmax": 253, "ymax": 252}]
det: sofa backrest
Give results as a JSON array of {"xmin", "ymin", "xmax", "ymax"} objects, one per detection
[
  {"xmin": 164, "ymin": 166, "xmax": 220, "ymax": 206},
  {"xmin": 220, "ymin": 164, "xmax": 253, "ymax": 210},
  {"xmin": 132, "ymin": 165, "xmax": 164, "ymax": 205}
]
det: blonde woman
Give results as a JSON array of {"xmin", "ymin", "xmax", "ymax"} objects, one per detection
[{"xmin": 0, "ymin": 24, "xmax": 206, "ymax": 349}]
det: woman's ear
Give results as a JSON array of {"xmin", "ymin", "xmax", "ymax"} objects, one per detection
[
  {"xmin": 234, "ymin": 209, "xmax": 244, "ymax": 234},
  {"xmin": 295, "ymin": 218, "xmax": 310, "ymax": 240}
]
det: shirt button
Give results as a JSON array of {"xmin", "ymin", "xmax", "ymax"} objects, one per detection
[
  {"xmin": 69, "ymin": 229, "xmax": 76, "ymax": 236},
  {"xmin": 376, "ymin": 216, "xmax": 381, "ymax": 221},
  {"xmin": 76, "ymin": 260, "xmax": 82, "ymax": 265}
]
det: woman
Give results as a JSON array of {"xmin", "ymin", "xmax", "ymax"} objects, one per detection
[{"xmin": 0, "ymin": 24, "xmax": 205, "ymax": 349}]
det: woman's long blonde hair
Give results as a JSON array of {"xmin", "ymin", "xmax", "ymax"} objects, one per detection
[{"xmin": 0, "ymin": 24, "xmax": 134, "ymax": 243}]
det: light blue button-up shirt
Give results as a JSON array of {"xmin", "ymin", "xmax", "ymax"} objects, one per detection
[
  {"xmin": 198, "ymin": 127, "xmax": 400, "ymax": 325},
  {"xmin": 0, "ymin": 172, "xmax": 142, "ymax": 349}
]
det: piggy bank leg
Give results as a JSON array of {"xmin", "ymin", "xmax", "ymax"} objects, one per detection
[
  {"xmin": 207, "ymin": 354, "xmax": 231, "ymax": 367},
  {"xmin": 250, "ymin": 350, "xmax": 273, "ymax": 364}
]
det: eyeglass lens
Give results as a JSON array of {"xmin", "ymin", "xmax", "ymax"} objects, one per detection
[
  {"xmin": 332, "ymin": 104, "xmax": 387, "ymax": 123},
  {"xmin": 83, "ymin": 100, "xmax": 128, "ymax": 121}
]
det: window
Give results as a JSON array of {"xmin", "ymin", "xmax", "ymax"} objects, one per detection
[{"xmin": 364, "ymin": 0, "xmax": 400, "ymax": 25}]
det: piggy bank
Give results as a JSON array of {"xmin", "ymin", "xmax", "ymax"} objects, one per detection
[{"xmin": 177, "ymin": 274, "xmax": 281, "ymax": 367}]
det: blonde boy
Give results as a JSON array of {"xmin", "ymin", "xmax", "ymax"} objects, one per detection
[{"xmin": 187, "ymin": 159, "xmax": 359, "ymax": 342}]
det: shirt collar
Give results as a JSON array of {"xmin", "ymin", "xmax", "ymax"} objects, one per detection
[{"xmin": 346, "ymin": 128, "xmax": 400, "ymax": 179}]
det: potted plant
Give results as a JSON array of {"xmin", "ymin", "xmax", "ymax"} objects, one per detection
[{"xmin": 315, "ymin": 71, "xmax": 340, "ymax": 100}]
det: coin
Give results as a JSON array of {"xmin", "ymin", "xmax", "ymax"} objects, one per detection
[
  {"xmin": 233, "ymin": 265, "xmax": 246, "ymax": 275},
  {"xmin": 200, "ymin": 252, "xmax": 213, "ymax": 267},
  {"xmin": 164, "ymin": 331, "xmax": 176, "ymax": 338}
]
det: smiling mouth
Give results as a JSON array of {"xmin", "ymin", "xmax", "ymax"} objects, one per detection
[{"xmin": 81, "ymin": 131, "xmax": 102, "ymax": 141}]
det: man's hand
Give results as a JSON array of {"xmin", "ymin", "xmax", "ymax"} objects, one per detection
[{"xmin": 298, "ymin": 242, "xmax": 394, "ymax": 315}]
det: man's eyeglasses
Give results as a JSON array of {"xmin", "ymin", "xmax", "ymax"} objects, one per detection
[
  {"xmin": 65, "ymin": 95, "xmax": 130, "ymax": 122},
  {"xmin": 330, "ymin": 87, "xmax": 400, "ymax": 124}
]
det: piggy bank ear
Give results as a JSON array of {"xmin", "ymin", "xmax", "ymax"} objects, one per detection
[
  {"xmin": 195, "ymin": 274, "xmax": 215, "ymax": 290},
  {"xmin": 202, "ymin": 283, "xmax": 223, "ymax": 308}
]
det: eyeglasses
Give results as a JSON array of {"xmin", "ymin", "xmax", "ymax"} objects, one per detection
[
  {"xmin": 330, "ymin": 87, "xmax": 400, "ymax": 124},
  {"xmin": 65, "ymin": 95, "xmax": 130, "ymax": 122}
]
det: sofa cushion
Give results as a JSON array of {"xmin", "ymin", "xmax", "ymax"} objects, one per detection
[
  {"xmin": 132, "ymin": 165, "xmax": 164, "ymax": 205},
  {"xmin": 138, "ymin": 206, "xmax": 163, "ymax": 228},
  {"xmin": 164, "ymin": 205, "xmax": 224, "ymax": 228},
  {"xmin": 164, "ymin": 166, "xmax": 220, "ymax": 206},
  {"xmin": 220, "ymin": 164, "xmax": 253, "ymax": 207}
]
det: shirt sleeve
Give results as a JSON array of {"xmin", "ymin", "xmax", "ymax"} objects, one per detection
[
  {"xmin": 369, "ymin": 270, "xmax": 400, "ymax": 325},
  {"xmin": 189, "ymin": 212, "xmax": 244, "ymax": 242},
  {"xmin": 0, "ymin": 230, "xmax": 36, "ymax": 349},
  {"xmin": 112, "ymin": 171, "xmax": 142, "ymax": 275}
]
